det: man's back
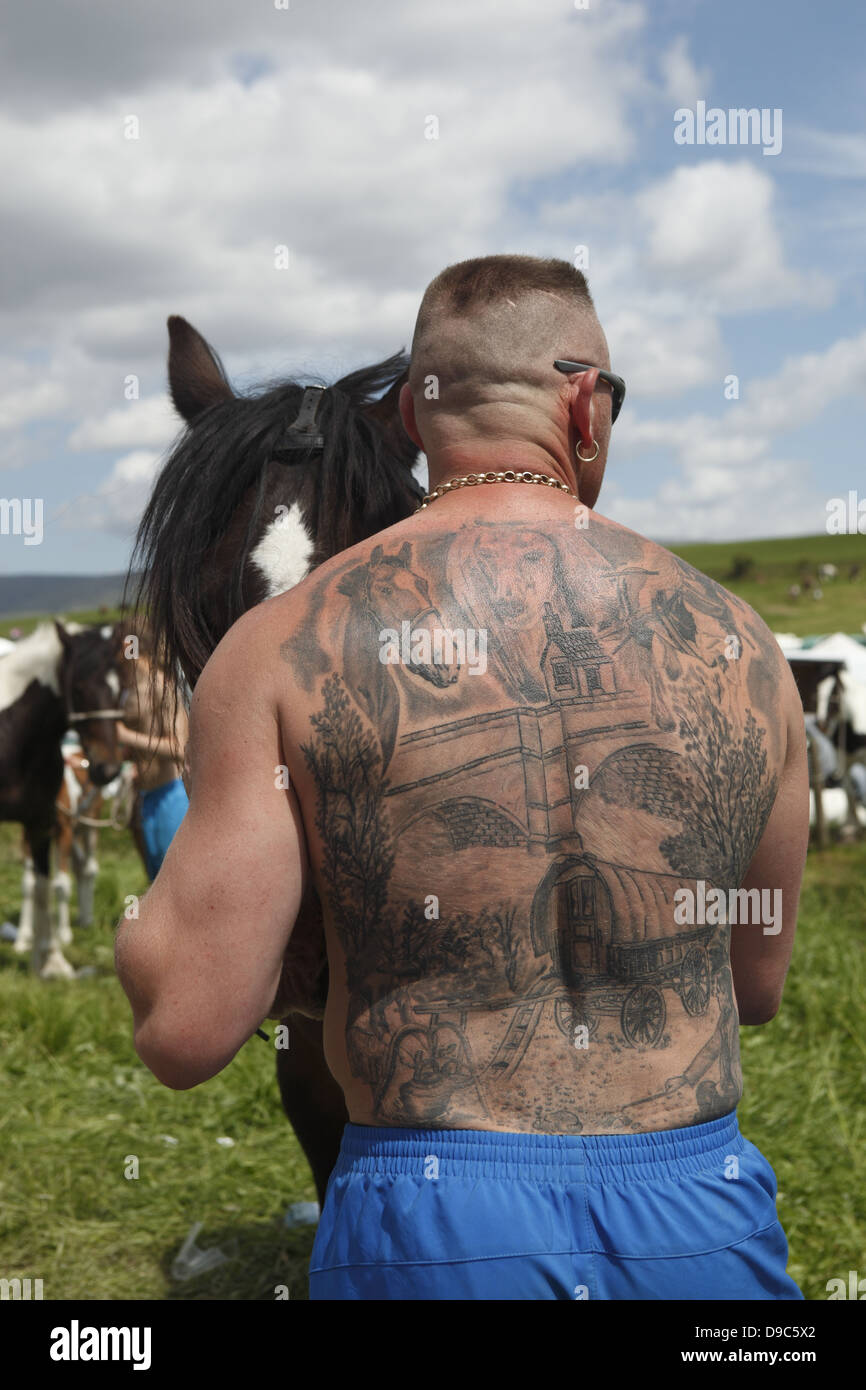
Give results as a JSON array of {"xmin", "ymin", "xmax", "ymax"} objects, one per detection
[{"xmin": 275, "ymin": 501, "xmax": 795, "ymax": 1135}]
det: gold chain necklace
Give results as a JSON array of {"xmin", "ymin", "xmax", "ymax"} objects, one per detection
[{"xmin": 415, "ymin": 469, "xmax": 576, "ymax": 511}]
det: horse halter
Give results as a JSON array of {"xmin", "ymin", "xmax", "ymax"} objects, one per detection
[
  {"xmin": 271, "ymin": 385, "xmax": 327, "ymax": 457},
  {"xmin": 59, "ymin": 653, "xmax": 126, "ymax": 724},
  {"xmin": 67, "ymin": 709, "xmax": 125, "ymax": 723}
]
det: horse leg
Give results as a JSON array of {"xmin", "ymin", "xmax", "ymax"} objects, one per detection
[
  {"xmin": 55, "ymin": 772, "xmax": 75, "ymax": 945},
  {"xmin": 275, "ymin": 1014, "xmax": 347, "ymax": 1208},
  {"xmin": 28, "ymin": 827, "xmax": 75, "ymax": 980},
  {"xmin": 15, "ymin": 840, "xmax": 35, "ymax": 954},
  {"xmin": 75, "ymin": 826, "xmax": 99, "ymax": 928},
  {"xmin": 54, "ymin": 866, "xmax": 74, "ymax": 947}
]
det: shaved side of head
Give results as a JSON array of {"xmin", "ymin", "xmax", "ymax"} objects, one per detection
[{"xmin": 409, "ymin": 255, "xmax": 608, "ymax": 428}]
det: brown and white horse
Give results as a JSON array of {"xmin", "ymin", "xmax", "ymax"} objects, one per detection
[{"xmin": 127, "ymin": 316, "xmax": 422, "ymax": 1203}]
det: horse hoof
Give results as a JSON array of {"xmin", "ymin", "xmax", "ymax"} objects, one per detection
[{"xmin": 37, "ymin": 954, "xmax": 77, "ymax": 981}]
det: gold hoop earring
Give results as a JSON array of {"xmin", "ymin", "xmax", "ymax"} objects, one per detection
[{"xmin": 575, "ymin": 438, "xmax": 599, "ymax": 463}]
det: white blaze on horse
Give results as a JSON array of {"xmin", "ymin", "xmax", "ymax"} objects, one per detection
[{"xmin": 0, "ymin": 620, "xmax": 124, "ymax": 978}]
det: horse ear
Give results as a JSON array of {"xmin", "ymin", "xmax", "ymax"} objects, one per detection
[
  {"xmin": 337, "ymin": 565, "xmax": 367, "ymax": 599},
  {"xmin": 167, "ymin": 315, "xmax": 235, "ymax": 423},
  {"xmin": 370, "ymin": 545, "xmax": 384, "ymax": 566},
  {"xmin": 397, "ymin": 541, "xmax": 412, "ymax": 567},
  {"xmin": 54, "ymin": 619, "xmax": 72, "ymax": 649}
]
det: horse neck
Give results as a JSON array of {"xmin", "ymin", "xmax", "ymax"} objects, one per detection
[{"xmin": 0, "ymin": 623, "xmax": 63, "ymax": 714}]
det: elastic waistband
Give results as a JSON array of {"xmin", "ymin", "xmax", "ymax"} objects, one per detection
[{"xmin": 335, "ymin": 1113, "xmax": 743, "ymax": 1183}]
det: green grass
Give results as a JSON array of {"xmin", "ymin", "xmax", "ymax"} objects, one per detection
[
  {"xmin": 1, "ymin": 820, "xmax": 863, "ymax": 1301},
  {"xmin": 671, "ymin": 532, "xmax": 866, "ymax": 637},
  {"xmin": 737, "ymin": 841, "xmax": 866, "ymax": 1299},
  {"xmin": 0, "ymin": 822, "xmax": 317, "ymax": 1301},
  {"xmin": 0, "ymin": 607, "xmax": 123, "ymax": 639}
]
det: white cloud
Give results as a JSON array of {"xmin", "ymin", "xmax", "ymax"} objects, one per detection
[
  {"xmin": 787, "ymin": 127, "xmax": 866, "ymax": 180},
  {"xmin": 604, "ymin": 328, "xmax": 866, "ymax": 539},
  {"xmin": 658, "ymin": 34, "xmax": 711, "ymax": 109},
  {"xmin": 0, "ymin": 376, "xmax": 69, "ymax": 434},
  {"xmin": 605, "ymin": 307, "xmax": 725, "ymax": 396},
  {"xmin": 58, "ymin": 450, "xmax": 162, "ymax": 537},
  {"xmin": 637, "ymin": 162, "xmax": 833, "ymax": 312},
  {"xmin": 68, "ymin": 396, "xmax": 180, "ymax": 451}
]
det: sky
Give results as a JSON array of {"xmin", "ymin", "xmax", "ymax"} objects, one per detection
[{"xmin": 1, "ymin": 0, "xmax": 864, "ymax": 575}]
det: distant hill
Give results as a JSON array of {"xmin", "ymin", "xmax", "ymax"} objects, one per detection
[
  {"xmin": 1, "ymin": 531, "xmax": 864, "ymax": 639},
  {"xmin": 0, "ymin": 573, "xmax": 132, "ymax": 619}
]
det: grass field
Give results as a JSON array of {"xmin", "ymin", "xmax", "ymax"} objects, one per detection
[
  {"xmin": 0, "ymin": 822, "xmax": 318, "ymax": 1301},
  {"xmin": 0, "ymin": 817, "xmax": 863, "ymax": 1301},
  {"xmin": 669, "ymin": 532, "xmax": 866, "ymax": 639}
]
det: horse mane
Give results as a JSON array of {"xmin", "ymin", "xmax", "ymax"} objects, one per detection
[{"xmin": 126, "ymin": 351, "xmax": 422, "ymax": 695}]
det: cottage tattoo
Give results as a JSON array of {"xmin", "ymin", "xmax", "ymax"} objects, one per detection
[{"xmin": 287, "ymin": 517, "xmax": 782, "ymax": 1133}]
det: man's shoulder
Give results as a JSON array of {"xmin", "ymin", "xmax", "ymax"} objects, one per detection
[
  {"xmin": 270, "ymin": 515, "xmax": 415, "ymax": 619},
  {"xmin": 656, "ymin": 543, "xmax": 786, "ymax": 663}
]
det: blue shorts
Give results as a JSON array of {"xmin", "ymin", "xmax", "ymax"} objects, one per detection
[
  {"xmin": 139, "ymin": 778, "xmax": 189, "ymax": 880},
  {"xmin": 309, "ymin": 1112, "xmax": 803, "ymax": 1300}
]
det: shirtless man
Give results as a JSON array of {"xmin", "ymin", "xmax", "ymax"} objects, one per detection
[{"xmin": 116, "ymin": 255, "xmax": 809, "ymax": 1300}]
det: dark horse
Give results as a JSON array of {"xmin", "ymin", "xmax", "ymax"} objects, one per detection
[
  {"xmin": 127, "ymin": 315, "xmax": 422, "ymax": 1203},
  {"xmin": 0, "ymin": 621, "xmax": 124, "ymax": 978}
]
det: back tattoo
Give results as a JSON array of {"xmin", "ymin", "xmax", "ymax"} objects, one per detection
[{"xmin": 281, "ymin": 516, "xmax": 784, "ymax": 1133}]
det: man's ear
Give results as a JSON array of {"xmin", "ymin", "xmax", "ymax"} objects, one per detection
[
  {"xmin": 569, "ymin": 367, "xmax": 600, "ymax": 449},
  {"xmin": 398, "ymin": 382, "xmax": 425, "ymax": 451}
]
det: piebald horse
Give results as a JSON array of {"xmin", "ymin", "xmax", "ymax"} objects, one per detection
[
  {"xmin": 0, "ymin": 622, "xmax": 124, "ymax": 977},
  {"xmin": 127, "ymin": 316, "xmax": 423, "ymax": 1203}
]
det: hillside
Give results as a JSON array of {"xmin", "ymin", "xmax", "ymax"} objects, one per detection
[
  {"xmin": 1, "ymin": 533, "xmax": 865, "ymax": 640},
  {"xmin": 0, "ymin": 573, "xmax": 130, "ymax": 621}
]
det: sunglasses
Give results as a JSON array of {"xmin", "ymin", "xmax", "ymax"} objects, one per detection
[{"xmin": 553, "ymin": 360, "xmax": 626, "ymax": 424}]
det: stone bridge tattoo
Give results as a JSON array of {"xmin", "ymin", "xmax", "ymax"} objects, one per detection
[{"xmin": 294, "ymin": 518, "xmax": 781, "ymax": 1132}]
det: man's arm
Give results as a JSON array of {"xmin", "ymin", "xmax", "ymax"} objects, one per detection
[
  {"xmin": 730, "ymin": 666, "xmax": 809, "ymax": 1025},
  {"xmin": 116, "ymin": 722, "xmax": 179, "ymax": 760},
  {"xmin": 115, "ymin": 611, "xmax": 308, "ymax": 1088}
]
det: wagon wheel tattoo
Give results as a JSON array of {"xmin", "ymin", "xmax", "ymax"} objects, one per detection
[
  {"xmin": 554, "ymin": 996, "xmax": 599, "ymax": 1041},
  {"xmin": 621, "ymin": 984, "xmax": 665, "ymax": 1048},
  {"xmin": 680, "ymin": 944, "xmax": 711, "ymax": 1016}
]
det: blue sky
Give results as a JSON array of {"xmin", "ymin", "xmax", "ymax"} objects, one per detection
[{"xmin": 1, "ymin": 0, "xmax": 864, "ymax": 575}]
